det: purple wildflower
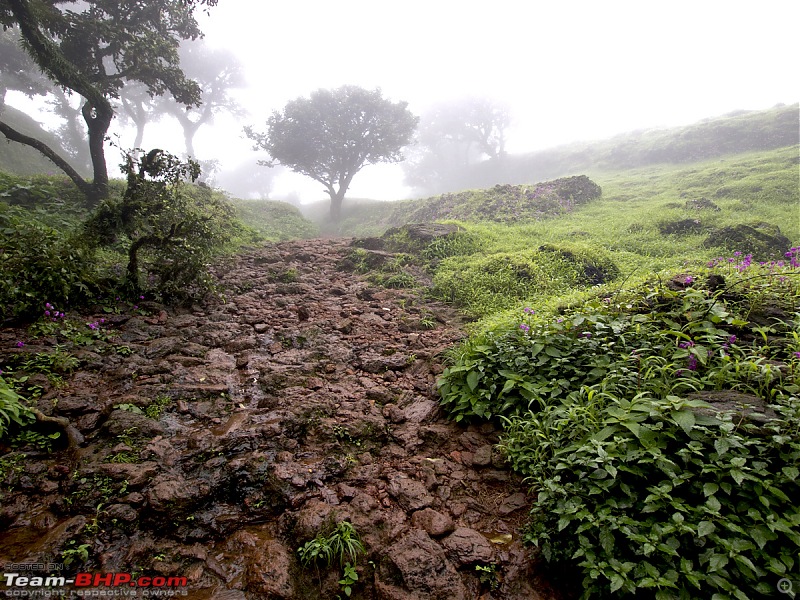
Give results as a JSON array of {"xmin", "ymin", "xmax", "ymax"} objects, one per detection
[
  {"xmin": 687, "ymin": 355, "xmax": 698, "ymax": 371},
  {"xmin": 15, "ymin": 341, "xmax": 24, "ymax": 348},
  {"xmin": 728, "ymin": 335, "xmax": 736, "ymax": 344},
  {"xmin": 679, "ymin": 340, "xmax": 694, "ymax": 349},
  {"xmin": 523, "ymin": 307, "xmax": 535, "ymax": 315},
  {"xmin": 794, "ymin": 352, "xmax": 800, "ymax": 359},
  {"xmin": 684, "ymin": 276, "xmax": 693, "ymax": 284},
  {"xmin": 519, "ymin": 323, "xmax": 530, "ymax": 332}
]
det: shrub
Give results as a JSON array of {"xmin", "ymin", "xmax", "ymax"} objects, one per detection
[
  {"xmin": 502, "ymin": 393, "xmax": 800, "ymax": 599},
  {"xmin": 0, "ymin": 376, "xmax": 34, "ymax": 440},
  {"xmin": 0, "ymin": 204, "xmax": 95, "ymax": 321},
  {"xmin": 432, "ymin": 244, "xmax": 618, "ymax": 317},
  {"xmin": 440, "ymin": 259, "xmax": 800, "ymax": 598},
  {"xmin": 84, "ymin": 151, "xmax": 240, "ymax": 303}
]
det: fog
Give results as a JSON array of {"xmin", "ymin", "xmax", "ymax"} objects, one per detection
[{"xmin": 6, "ymin": 0, "xmax": 800, "ymax": 202}]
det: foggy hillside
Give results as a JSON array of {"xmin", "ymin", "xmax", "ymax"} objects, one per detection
[{"xmin": 424, "ymin": 103, "xmax": 800, "ymax": 195}]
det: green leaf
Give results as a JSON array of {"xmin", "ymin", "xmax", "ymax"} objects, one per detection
[
  {"xmin": 714, "ymin": 438, "xmax": 730, "ymax": 456},
  {"xmin": 703, "ymin": 482, "xmax": 719, "ymax": 497},
  {"xmin": 782, "ymin": 466, "xmax": 799, "ymax": 481},
  {"xmin": 697, "ymin": 520, "xmax": 715, "ymax": 537},
  {"xmin": 751, "ymin": 524, "xmax": 777, "ymax": 549},
  {"xmin": 544, "ymin": 345, "xmax": 562, "ymax": 358},
  {"xmin": 466, "ymin": 370, "xmax": 480, "ymax": 392},
  {"xmin": 599, "ymin": 528, "xmax": 615, "ymax": 554},
  {"xmin": 708, "ymin": 553, "xmax": 729, "ymax": 572},
  {"xmin": 670, "ymin": 409, "xmax": 695, "ymax": 435},
  {"xmin": 500, "ymin": 379, "xmax": 516, "ymax": 395}
]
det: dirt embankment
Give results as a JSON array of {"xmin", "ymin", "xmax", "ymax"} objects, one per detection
[{"xmin": 0, "ymin": 238, "xmax": 561, "ymax": 599}]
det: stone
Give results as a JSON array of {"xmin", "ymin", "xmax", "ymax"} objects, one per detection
[
  {"xmin": 441, "ymin": 527, "xmax": 494, "ymax": 566},
  {"xmin": 498, "ymin": 492, "xmax": 529, "ymax": 516},
  {"xmin": 145, "ymin": 473, "xmax": 210, "ymax": 515},
  {"xmin": 244, "ymin": 539, "xmax": 295, "ymax": 598},
  {"xmin": 375, "ymin": 529, "xmax": 466, "ymax": 600},
  {"xmin": 472, "ymin": 444, "xmax": 493, "ymax": 467},
  {"xmin": 411, "ymin": 508, "xmax": 455, "ymax": 537},
  {"xmin": 143, "ymin": 336, "xmax": 185, "ymax": 359},
  {"xmin": 386, "ymin": 475, "xmax": 433, "ymax": 511}
]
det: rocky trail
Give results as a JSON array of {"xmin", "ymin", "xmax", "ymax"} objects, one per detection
[{"xmin": 0, "ymin": 238, "xmax": 561, "ymax": 599}]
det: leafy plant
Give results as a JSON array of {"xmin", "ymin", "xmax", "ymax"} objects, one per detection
[
  {"xmin": 475, "ymin": 563, "xmax": 500, "ymax": 591},
  {"xmin": 502, "ymin": 393, "xmax": 800, "ymax": 599},
  {"xmin": 297, "ymin": 520, "xmax": 366, "ymax": 568},
  {"xmin": 61, "ymin": 542, "xmax": 91, "ymax": 567},
  {"xmin": 145, "ymin": 395, "xmax": 171, "ymax": 420},
  {"xmin": 10, "ymin": 429, "xmax": 60, "ymax": 452},
  {"xmin": 337, "ymin": 562, "xmax": 359, "ymax": 598},
  {"xmin": 0, "ymin": 377, "xmax": 34, "ymax": 440},
  {"xmin": 84, "ymin": 150, "xmax": 238, "ymax": 302}
]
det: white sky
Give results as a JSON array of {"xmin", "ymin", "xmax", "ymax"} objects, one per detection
[{"xmin": 9, "ymin": 0, "xmax": 800, "ymax": 201}]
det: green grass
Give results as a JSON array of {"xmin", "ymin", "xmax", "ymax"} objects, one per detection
[{"xmin": 229, "ymin": 198, "xmax": 319, "ymax": 241}]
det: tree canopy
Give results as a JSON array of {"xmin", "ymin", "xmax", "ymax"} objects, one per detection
[
  {"xmin": 245, "ymin": 85, "xmax": 418, "ymax": 221},
  {"xmin": 0, "ymin": 0, "xmax": 217, "ymax": 205},
  {"xmin": 404, "ymin": 97, "xmax": 510, "ymax": 195}
]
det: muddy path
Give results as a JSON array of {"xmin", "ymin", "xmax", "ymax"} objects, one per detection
[{"xmin": 0, "ymin": 238, "xmax": 561, "ymax": 599}]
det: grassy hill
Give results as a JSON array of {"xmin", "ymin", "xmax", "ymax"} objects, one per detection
[
  {"xmin": 469, "ymin": 103, "xmax": 800, "ymax": 189},
  {"xmin": 0, "ymin": 105, "xmax": 83, "ymax": 176}
]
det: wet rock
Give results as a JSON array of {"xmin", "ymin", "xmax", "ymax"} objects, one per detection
[
  {"xmin": 292, "ymin": 499, "xmax": 337, "ymax": 541},
  {"xmin": 244, "ymin": 538, "xmax": 296, "ymax": 598},
  {"xmin": 498, "ymin": 492, "xmax": 529, "ymax": 516},
  {"xmin": 103, "ymin": 409, "xmax": 165, "ymax": 438},
  {"xmin": 145, "ymin": 473, "xmax": 210, "ymax": 515},
  {"xmin": 358, "ymin": 352, "xmax": 410, "ymax": 373},
  {"xmin": 472, "ymin": 444, "xmax": 493, "ymax": 467},
  {"xmin": 441, "ymin": 527, "xmax": 494, "ymax": 566},
  {"xmin": 411, "ymin": 508, "xmax": 454, "ymax": 537},
  {"xmin": 105, "ymin": 503, "xmax": 138, "ymax": 522},
  {"xmin": 687, "ymin": 390, "xmax": 780, "ymax": 425},
  {"xmin": 97, "ymin": 462, "xmax": 159, "ymax": 488},
  {"xmin": 143, "ymin": 336, "xmax": 185, "ymax": 359},
  {"xmin": 386, "ymin": 474, "xmax": 433, "ymax": 511},
  {"xmin": 402, "ymin": 397, "xmax": 438, "ymax": 423},
  {"xmin": 376, "ymin": 529, "xmax": 466, "ymax": 600}
]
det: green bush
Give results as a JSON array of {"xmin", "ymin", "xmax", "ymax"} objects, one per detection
[
  {"xmin": 0, "ymin": 376, "xmax": 34, "ymax": 440},
  {"xmin": 502, "ymin": 393, "xmax": 800, "ymax": 599},
  {"xmin": 0, "ymin": 204, "xmax": 95, "ymax": 321},
  {"xmin": 439, "ymin": 260, "xmax": 800, "ymax": 598},
  {"xmin": 432, "ymin": 243, "xmax": 618, "ymax": 317},
  {"xmin": 84, "ymin": 151, "xmax": 241, "ymax": 303},
  {"xmin": 438, "ymin": 264, "xmax": 799, "ymax": 423}
]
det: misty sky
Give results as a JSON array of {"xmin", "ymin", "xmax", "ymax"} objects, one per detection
[{"xmin": 10, "ymin": 0, "xmax": 800, "ymax": 201}]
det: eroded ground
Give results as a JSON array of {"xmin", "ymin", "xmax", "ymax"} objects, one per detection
[{"xmin": 0, "ymin": 238, "xmax": 560, "ymax": 599}]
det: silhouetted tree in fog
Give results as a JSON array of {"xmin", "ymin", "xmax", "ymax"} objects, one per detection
[
  {"xmin": 404, "ymin": 97, "xmax": 510, "ymax": 195},
  {"xmin": 245, "ymin": 85, "xmax": 418, "ymax": 222}
]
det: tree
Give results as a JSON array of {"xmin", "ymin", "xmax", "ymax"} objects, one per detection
[
  {"xmin": 84, "ymin": 149, "xmax": 237, "ymax": 299},
  {"xmin": 404, "ymin": 97, "xmax": 510, "ymax": 195},
  {"xmin": 0, "ymin": 0, "xmax": 217, "ymax": 206},
  {"xmin": 118, "ymin": 40, "xmax": 245, "ymax": 161},
  {"xmin": 245, "ymin": 85, "xmax": 418, "ymax": 222},
  {"xmin": 164, "ymin": 41, "xmax": 246, "ymax": 160}
]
